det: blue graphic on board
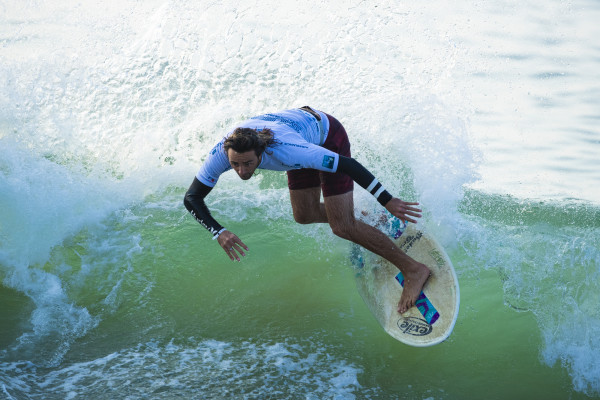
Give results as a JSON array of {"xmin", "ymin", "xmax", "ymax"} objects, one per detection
[{"xmin": 387, "ymin": 216, "xmax": 408, "ymax": 239}]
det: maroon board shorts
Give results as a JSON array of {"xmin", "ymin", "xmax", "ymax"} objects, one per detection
[{"xmin": 286, "ymin": 113, "xmax": 354, "ymax": 197}]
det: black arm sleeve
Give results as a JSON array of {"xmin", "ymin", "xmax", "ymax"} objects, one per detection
[
  {"xmin": 183, "ymin": 177, "xmax": 225, "ymax": 236},
  {"xmin": 337, "ymin": 156, "xmax": 393, "ymax": 206}
]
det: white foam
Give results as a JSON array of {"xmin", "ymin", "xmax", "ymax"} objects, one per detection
[
  {"xmin": 458, "ymin": 206, "xmax": 600, "ymax": 396},
  {"xmin": 0, "ymin": 139, "xmax": 126, "ymax": 267},
  {"xmin": 0, "ymin": 338, "xmax": 373, "ymax": 399},
  {"xmin": 542, "ymin": 320, "xmax": 600, "ymax": 395}
]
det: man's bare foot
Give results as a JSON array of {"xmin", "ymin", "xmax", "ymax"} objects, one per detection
[{"xmin": 398, "ymin": 262, "xmax": 431, "ymax": 314}]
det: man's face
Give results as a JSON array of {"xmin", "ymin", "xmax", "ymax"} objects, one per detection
[{"xmin": 227, "ymin": 149, "xmax": 260, "ymax": 180}]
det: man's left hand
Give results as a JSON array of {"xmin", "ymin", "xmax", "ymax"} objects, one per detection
[{"xmin": 385, "ymin": 198, "xmax": 422, "ymax": 224}]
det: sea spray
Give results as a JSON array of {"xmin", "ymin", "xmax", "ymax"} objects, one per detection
[{"xmin": 1, "ymin": 0, "xmax": 599, "ymax": 398}]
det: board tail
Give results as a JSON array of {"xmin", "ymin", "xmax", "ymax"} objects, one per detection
[{"xmin": 395, "ymin": 272, "xmax": 440, "ymax": 325}]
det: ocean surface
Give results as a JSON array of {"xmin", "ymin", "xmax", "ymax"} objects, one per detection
[{"xmin": 1, "ymin": 0, "xmax": 599, "ymax": 399}]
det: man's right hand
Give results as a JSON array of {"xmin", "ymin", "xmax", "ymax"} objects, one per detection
[{"xmin": 217, "ymin": 230, "xmax": 249, "ymax": 262}]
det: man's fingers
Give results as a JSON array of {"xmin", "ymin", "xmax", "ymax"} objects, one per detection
[
  {"xmin": 237, "ymin": 240, "xmax": 249, "ymax": 251},
  {"xmin": 226, "ymin": 248, "xmax": 236, "ymax": 261},
  {"xmin": 232, "ymin": 243, "xmax": 246, "ymax": 257},
  {"xmin": 403, "ymin": 209, "xmax": 422, "ymax": 218},
  {"xmin": 402, "ymin": 204, "xmax": 422, "ymax": 213},
  {"xmin": 396, "ymin": 201, "xmax": 422, "ymax": 223},
  {"xmin": 404, "ymin": 216, "xmax": 418, "ymax": 224},
  {"xmin": 222, "ymin": 239, "xmax": 248, "ymax": 262},
  {"xmin": 226, "ymin": 246, "xmax": 241, "ymax": 262},
  {"xmin": 396, "ymin": 207, "xmax": 422, "ymax": 224}
]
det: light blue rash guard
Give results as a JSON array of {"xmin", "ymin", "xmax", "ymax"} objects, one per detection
[{"xmin": 196, "ymin": 108, "xmax": 336, "ymax": 187}]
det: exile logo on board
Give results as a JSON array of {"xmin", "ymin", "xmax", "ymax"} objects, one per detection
[{"xmin": 397, "ymin": 317, "xmax": 432, "ymax": 336}]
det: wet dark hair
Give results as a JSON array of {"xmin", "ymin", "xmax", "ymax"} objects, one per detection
[{"xmin": 223, "ymin": 127, "xmax": 278, "ymax": 157}]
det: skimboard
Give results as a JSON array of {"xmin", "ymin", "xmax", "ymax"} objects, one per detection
[{"xmin": 351, "ymin": 216, "xmax": 459, "ymax": 347}]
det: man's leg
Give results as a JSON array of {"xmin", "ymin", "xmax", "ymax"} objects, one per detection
[
  {"xmin": 289, "ymin": 187, "xmax": 328, "ymax": 224},
  {"xmin": 323, "ymin": 191, "xmax": 430, "ymax": 314}
]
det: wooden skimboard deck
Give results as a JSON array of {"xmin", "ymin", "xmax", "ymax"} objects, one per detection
[{"xmin": 351, "ymin": 219, "xmax": 459, "ymax": 347}]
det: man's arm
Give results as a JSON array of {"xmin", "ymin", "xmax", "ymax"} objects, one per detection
[
  {"xmin": 337, "ymin": 156, "xmax": 422, "ymax": 223},
  {"xmin": 184, "ymin": 177, "xmax": 226, "ymax": 237},
  {"xmin": 184, "ymin": 178, "xmax": 248, "ymax": 261}
]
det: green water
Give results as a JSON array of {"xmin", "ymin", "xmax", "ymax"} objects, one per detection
[{"xmin": 2, "ymin": 187, "xmax": 594, "ymax": 399}]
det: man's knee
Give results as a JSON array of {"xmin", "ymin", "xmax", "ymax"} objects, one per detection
[
  {"xmin": 293, "ymin": 206, "xmax": 325, "ymax": 224},
  {"xmin": 329, "ymin": 222, "xmax": 354, "ymax": 241},
  {"xmin": 293, "ymin": 210, "xmax": 315, "ymax": 224}
]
